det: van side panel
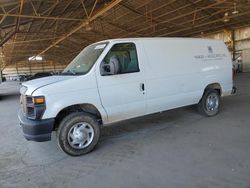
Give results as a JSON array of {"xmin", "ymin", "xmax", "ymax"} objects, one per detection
[{"xmin": 142, "ymin": 39, "xmax": 232, "ymax": 114}]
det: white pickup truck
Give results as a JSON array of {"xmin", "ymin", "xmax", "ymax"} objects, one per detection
[{"xmin": 18, "ymin": 38, "xmax": 236, "ymax": 156}]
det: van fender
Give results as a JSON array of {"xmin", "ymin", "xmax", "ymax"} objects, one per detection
[
  {"xmin": 53, "ymin": 103, "xmax": 107, "ymax": 130},
  {"xmin": 200, "ymin": 83, "xmax": 222, "ymax": 102}
]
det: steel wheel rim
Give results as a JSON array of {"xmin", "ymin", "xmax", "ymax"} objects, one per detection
[
  {"xmin": 67, "ymin": 122, "xmax": 94, "ymax": 149},
  {"xmin": 206, "ymin": 93, "xmax": 219, "ymax": 112}
]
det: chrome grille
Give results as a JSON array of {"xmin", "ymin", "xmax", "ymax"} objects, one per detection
[{"xmin": 26, "ymin": 96, "xmax": 33, "ymax": 104}]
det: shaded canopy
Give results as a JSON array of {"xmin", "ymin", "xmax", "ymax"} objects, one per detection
[{"xmin": 1, "ymin": 0, "xmax": 250, "ymax": 69}]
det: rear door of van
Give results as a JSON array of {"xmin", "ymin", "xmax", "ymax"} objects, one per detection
[{"xmin": 96, "ymin": 41, "xmax": 147, "ymax": 123}]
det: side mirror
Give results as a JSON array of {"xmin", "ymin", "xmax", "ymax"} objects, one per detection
[
  {"xmin": 100, "ymin": 63, "xmax": 112, "ymax": 75},
  {"xmin": 100, "ymin": 59, "xmax": 120, "ymax": 76}
]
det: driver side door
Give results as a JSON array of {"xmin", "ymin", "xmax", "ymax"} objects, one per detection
[{"xmin": 96, "ymin": 42, "xmax": 146, "ymax": 124}]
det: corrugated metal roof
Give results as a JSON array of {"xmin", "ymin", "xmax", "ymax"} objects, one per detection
[{"xmin": 0, "ymin": 0, "xmax": 250, "ymax": 68}]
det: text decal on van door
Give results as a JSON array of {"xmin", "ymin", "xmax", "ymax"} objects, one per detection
[
  {"xmin": 208, "ymin": 46, "xmax": 213, "ymax": 54},
  {"xmin": 194, "ymin": 46, "xmax": 226, "ymax": 61}
]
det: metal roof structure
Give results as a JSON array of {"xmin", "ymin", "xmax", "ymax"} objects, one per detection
[{"xmin": 1, "ymin": 0, "xmax": 250, "ymax": 69}]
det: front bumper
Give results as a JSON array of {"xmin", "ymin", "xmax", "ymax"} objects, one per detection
[{"xmin": 18, "ymin": 111, "xmax": 54, "ymax": 142}]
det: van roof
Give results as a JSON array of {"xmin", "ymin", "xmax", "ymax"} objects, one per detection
[{"xmin": 96, "ymin": 37, "xmax": 223, "ymax": 44}]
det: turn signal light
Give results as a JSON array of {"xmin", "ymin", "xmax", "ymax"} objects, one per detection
[{"xmin": 33, "ymin": 97, "xmax": 45, "ymax": 105}]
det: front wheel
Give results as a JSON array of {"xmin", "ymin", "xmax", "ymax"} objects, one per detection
[
  {"xmin": 57, "ymin": 112, "xmax": 100, "ymax": 156},
  {"xmin": 198, "ymin": 89, "xmax": 220, "ymax": 117}
]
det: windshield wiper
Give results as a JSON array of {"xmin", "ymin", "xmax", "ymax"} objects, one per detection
[{"xmin": 61, "ymin": 70, "xmax": 76, "ymax": 75}]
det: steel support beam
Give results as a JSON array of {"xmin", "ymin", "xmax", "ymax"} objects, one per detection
[
  {"xmin": 159, "ymin": 9, "xmax": 250, "ymax": 37},
  {"xmin": 0, "ymin": 31, "xmax": 16, "ymax": 47},
  {"xmin": 0, "ymin": 13, "xmax": 83, "ymax": 21},
  {"xmin": 15, "ymin": 0, "xmax": 24, "ymax": 32},
  {"xmin": 232, "ymin": 30, "xmax": 236, "ymax": 60},
  {"xmin": 37, "ymin": 0, "xmax": 122, "ymax": 56}
]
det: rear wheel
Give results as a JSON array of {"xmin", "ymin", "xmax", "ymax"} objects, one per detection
[
  {"xmin": 198, "ymin": 89, "xmax": 220, "ymax": 116},
  {"xmin": 57, "ymin": 112, "xmax": 100, "ymax": 156}
]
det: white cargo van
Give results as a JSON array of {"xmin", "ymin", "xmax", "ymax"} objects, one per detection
[{"xmin": 18, "ymin": 38, "xmax": 235, "ymax": 156}]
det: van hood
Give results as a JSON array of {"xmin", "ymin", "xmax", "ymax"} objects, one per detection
[{"xmin": 21, "ymin": 76, "xmax": 75, "ymax": 95}]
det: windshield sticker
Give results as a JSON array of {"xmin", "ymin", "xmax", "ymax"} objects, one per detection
[{"xmin": 95, "ymin": 44, "xmax": 106, "ymax": 49}]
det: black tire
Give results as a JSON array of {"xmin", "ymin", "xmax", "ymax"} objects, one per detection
[
  {"xmin": 57, "ymin": 112, "xmax": 100, "ymax": 156},
  {"xmin": 198, "ymin": 89, "xmax": 220, "ymax": 117}
]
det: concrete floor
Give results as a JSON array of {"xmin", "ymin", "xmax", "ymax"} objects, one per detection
[{"xmin": 0, "ymin": 74, "xmax": 250, "ymax": 188}]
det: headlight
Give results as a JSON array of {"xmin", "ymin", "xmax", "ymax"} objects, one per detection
[
  {"xmin": 32, "ymin": 96, "xmax": 46, "ymax": 119},
  {"xmin": 21, "ymin": 95, "xmax": 46, "ymax": 119}
]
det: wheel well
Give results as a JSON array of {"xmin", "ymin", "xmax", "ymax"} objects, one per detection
[
  {"xmin": 204, "ymin": 83, "xmax": 222, "ymax": 96},
  {"xmin": 54, "ymin": 104, "xmax": 102, "ymax": 131}
]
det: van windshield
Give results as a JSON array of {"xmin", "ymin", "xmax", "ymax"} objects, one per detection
[{"xmin": 62, "ymin": 42, "xmax": 108, "ymax": 75}]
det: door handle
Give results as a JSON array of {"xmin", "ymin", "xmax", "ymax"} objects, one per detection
[{"xmin": 140, "ymin": 83, "xmax": 145, "ymax": 91}]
